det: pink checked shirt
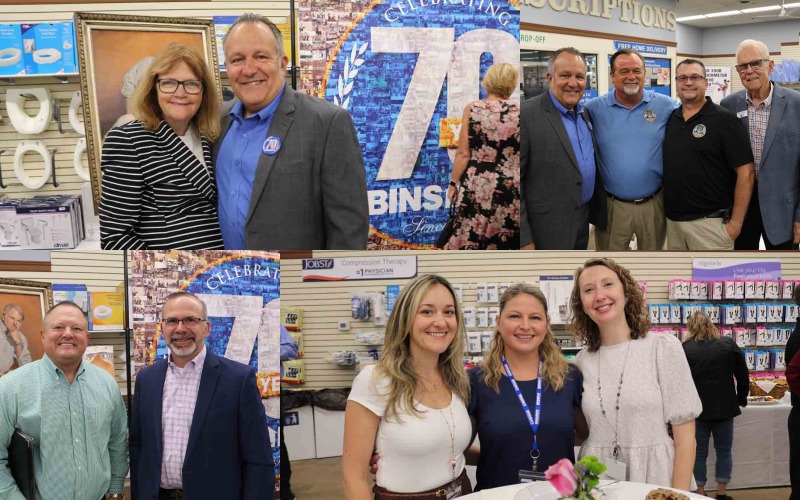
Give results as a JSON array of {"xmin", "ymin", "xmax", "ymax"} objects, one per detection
[
  {"xmin": 746, "ymin": 82, "xmax": 773, "ymax": 176},
  {"xmin": 160, "ymin": 345, "xmax": 207, "ymax": 489}
]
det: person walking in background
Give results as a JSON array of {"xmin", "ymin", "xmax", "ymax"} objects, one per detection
[
  {"xmin": 441, "ymin": 63, "xmax": 520, "ymax": 250},
  {"xmin": 570, "ymin": 257, "xmax": 701, "ymax": 490},
  {"xmin": 280, "ymin": 324, "xmax": 299, "ymax": 500},
  {"xmin": 682, "ymin": 311, "xmax": 749, "ymax": 500},
  {"xmin": 785, "ymin": 284, "xmax": 800, "ymax": 499}
]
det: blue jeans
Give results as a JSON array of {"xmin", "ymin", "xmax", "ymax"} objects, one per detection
[{"xmin": 694, "ymin": 418, "xmax": 734, "ymax": 486}]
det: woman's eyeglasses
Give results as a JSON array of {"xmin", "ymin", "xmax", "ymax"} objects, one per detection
[{"xmin": 157, "ymin": 79, "xmax": 204, "ymax": 95}]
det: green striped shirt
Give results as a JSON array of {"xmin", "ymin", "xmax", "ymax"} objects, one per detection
[{"xmin": 0, "ymin": 355, "xmax": 128, "ymax": 500}]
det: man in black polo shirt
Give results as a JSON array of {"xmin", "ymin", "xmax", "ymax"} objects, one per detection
[{"xmin": 663, "ymin": 58, "xmax": 754, "ymax": 250}]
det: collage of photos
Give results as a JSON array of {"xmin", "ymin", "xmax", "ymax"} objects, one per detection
[{"xmin": 0, "ymin": 0, "xmax": 800, "ymax": 499}]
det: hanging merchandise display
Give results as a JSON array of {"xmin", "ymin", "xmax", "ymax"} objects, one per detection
[
  {"xmin": 5, "ymin": 87, "xmax": 52, "ymax": 135},
  {"xmin": 68, "ymin": 90, "xmax": 85, "ymax": 135},
  {"xmin": 13, "ymin": 140, "xmax": 53, "ymax": 189},
  {"xmin": 73, "ymin": 137, "xmax": 89, "ymax": 181},
  {"xmin": 0, "ymin": 24, "xmax": 25, "ymax": 76}
]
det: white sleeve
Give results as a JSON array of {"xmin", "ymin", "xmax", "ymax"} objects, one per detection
[{"xmin": 348, "ymin": 365, "xmax": 387, "ymax": 417}]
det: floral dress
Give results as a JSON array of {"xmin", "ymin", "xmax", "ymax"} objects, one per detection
[{"xmin": 445, "ymin": 99, "xmax": 520, "ymax": 250}]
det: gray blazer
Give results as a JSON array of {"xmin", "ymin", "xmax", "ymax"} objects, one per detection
[
  {"xmin": 721, "ymin": 83, "xmax": 800, "ymax": 245},
  {"xmin": 520, "ymin": 91, "xmax": 607, "ymax": 249},
  {"xmin": 215, "ymin": 87, "xmax": 369, "ymax": 250}
]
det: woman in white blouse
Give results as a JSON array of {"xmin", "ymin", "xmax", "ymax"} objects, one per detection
[
  {"xmin": 569, "ymin": 257, "xmax": 702, "ymax": 490},
  {"xmin": 343, "ymin": 274, "xmax": 472, "ymax": 499}
]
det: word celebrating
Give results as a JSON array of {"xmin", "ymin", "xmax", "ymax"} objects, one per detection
[
  {"xmin": 385, "ymin": 0, "xmax": 514, "ymax": 26},
  {"xmin": 205, "ymin": 264, "xmax": 280, "ymax": 290},
  {"xmin": 523, "ymin": 0, "xmax": 677, "ymax": 31}
]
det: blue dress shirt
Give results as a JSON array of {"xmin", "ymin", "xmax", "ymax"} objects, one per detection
[
  {"xmin": 217, "ymin": 84, "xmax": 286, "ymax": 249},
  {"xmin": 548, "ymin": 90, "xmax": 596, "ymax": 204}
]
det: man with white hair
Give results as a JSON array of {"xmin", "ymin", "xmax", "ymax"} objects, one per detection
[
  {"xmin": 584, "ymin": 49, "xmax": 678, "ymax": 250},
  {"xmin": 0, "ymin": 303, "xmax": 31, "ymax": 376},
  {"xmin": 721, "ymin": 39, "xmax": 800, "ymax": 250}
]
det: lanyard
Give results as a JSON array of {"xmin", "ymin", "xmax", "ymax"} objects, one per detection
[{"xmin": 501, "ymin": 355, "xmax": 544, "ymax": 469}]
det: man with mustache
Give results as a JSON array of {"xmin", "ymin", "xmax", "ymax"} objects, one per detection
[
  {"xmin": 130, "ymin": 292, "xmax": 274, "ymax": 499},
  {"xmin": 584, "ymin": 49, "xmax": 678, "ymax": 250},
  {"xmin": 0, "ymin": 301, "xmax": 128, "ymax": 500},
  {"xmin": 721, "ymin": 39, "xmax": 800, "ymax": 250},
  {"xmin": 0, "ymin": 304, "xmax": 32, "ymax": 376},
  {"xmin": 520, "ymin": 47, "xmax": 606, "ymax": 249},
  {"xmin": 216, "ymin": 13, "xmax": 369, "ymax": 250}
]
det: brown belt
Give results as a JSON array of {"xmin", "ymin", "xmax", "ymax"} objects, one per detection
[{"xmin": 373, "ymin": 469, "xmax": 471, "ymax": 499}]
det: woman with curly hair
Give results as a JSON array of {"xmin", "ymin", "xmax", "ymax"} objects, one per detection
[
  {"xmin": 468, "ymin": 283, "xmax": 587, "ymax": 490},
  {"xmin": 342, "ymin": 274, "xmax": 471, "ymax": 499},
  {"xmin": 682, "ymin": 311, "xmax": 749, "ymax": 500},
  {"xmin": 570, "ymin": 257, "xmax": 701, "ymax": 490}
]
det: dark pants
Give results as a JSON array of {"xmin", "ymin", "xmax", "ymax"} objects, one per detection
[
  {"xmin": 791, "ymin": 407, "xmax": 800, "ymax": 500},
  {"xmin": 280, "ymin": 423, "xmax": 293, "ymax": 499},
  {"xmin": 574, "ymin": 203, "xmax": 590, "ymax": 250},
  {"xmin": 735, "ymin": 180, "xmax": 799, "ymax": 250},
  {"xmin": 694, "ymin": 418, "xmax": 734, "ymax": 485}
]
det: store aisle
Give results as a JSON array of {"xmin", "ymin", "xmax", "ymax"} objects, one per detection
[{"xmin": 289, "ymin": 457, "xmax": 790, "ymax": 500}]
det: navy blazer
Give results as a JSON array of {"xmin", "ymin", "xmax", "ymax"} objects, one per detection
[{"xmin": 130, "ymin": 350, "xmax": 274, "ymax": 499}]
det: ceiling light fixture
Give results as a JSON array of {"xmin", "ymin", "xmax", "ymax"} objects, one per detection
[
  {"xmin": 706, "ymin": 10, "xmax": 744, "ymax": 17},
  {"xmin": 675, "ymin": 14, "xmax": 708, "ymax": 21}
]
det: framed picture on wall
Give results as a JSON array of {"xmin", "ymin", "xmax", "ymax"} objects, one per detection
[
  {"xmin": 0, "ymin": 278, "xmax": 53, "ymax": 376},
  {"xmin": 74, "ymin": 12, "xmax": 220, "ymax": 212}
]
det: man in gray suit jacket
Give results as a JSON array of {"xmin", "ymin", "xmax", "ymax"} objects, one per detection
[
  {"xmin": 721, "ymin": 39, "xmax": 800, "ymax": 250},
  {"xmin": 520, "ymin": 47, "xmax": 606, "ymax": 249},
  {"xmin": 215, "ymin": 14, "xmax": 369, "ymax": 250}
]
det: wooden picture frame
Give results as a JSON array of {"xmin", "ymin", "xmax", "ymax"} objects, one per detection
[{"xmin": 74, "ymin": 12, "xmax": 220, "ymax": 213}]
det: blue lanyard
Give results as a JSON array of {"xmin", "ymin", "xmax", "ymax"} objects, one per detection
[{"xmin": 501, "ymin": 355, "xmax": 544, "ymax": 459}]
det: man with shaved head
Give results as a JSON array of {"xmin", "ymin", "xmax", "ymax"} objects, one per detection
[
  {"xmin": 0, "ymin": 301, "xmax": 128, "ymax": 499},
  {"xmin": 721, "ymin": 39, "xmax": 800, "ymax": 250}
]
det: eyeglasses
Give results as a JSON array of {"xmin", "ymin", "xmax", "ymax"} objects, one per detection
[
  {"xmin": 675, "ymin": 75, "xmax": 706, "ymax": 83},
  {"xmin": 157, "ymin": 79, "xmax": 204, "ymax": 95},
  {"xmin": 735, "ymin": 58, "xmax": 769, "ymax": 73},
  {"xmin": 161, "ymin": 317, "xmax": 206, "ymax": 328}
]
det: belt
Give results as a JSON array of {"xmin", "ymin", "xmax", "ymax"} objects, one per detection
[
  {"xmin": 704, "ymin": 208, "xmax": 729, "ymax": 219},
  {"xmin": 159, "ymin": 489, "xmax": 183, "ymax": 500},
  {"xmin": 607, "ymin": 187, "xmax": 661, "ymax": 204}
]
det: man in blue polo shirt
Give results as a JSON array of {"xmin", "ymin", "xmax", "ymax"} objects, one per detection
[
  {"xmin": 520, "ymin": 47, "xmax": 606, "ymax": 249},
  {"xmin": 584, "ymin": 49, "xmax": 678, "ymax": 250}
]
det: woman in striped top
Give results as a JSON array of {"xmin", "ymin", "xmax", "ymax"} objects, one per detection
[{"xmin": 99, "ymin": 44, "xmax": 224, "ymax": 249}]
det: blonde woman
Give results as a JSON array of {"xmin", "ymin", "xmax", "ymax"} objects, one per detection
[
  {"xmin": 570, "ymin": 257, "xmax": 701, "ymax": 490},
  {"xmin": 440, "ymin": 62, "xmax": 520, "ymax": 250},
  {"xmin": 100, "ymin": 44, "xmax": 223, "ymax": 250},
  {"xmin": 682, "ymin": 311, "xmax": 749, "ymax": 500},
  {"xmin": 343, "ymin": 274, "xmax": 472, "ymax": 499},
  {"xmin": 468, "ymin": 283, "xmax": 587, "ymax": 490}
]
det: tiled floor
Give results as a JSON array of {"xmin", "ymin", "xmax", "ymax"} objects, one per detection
[{"xmin": 286, "ymin": 457, "xmax": 791, "ymax": 499}]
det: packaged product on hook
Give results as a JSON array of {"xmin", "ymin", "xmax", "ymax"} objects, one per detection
[
  {"xmin": 351, "ymin": 292, "xmax": 372, "ymax": 320},
  {"xmin": 372, "ymin": 292, "xmax": 387, "ymax": 326}
]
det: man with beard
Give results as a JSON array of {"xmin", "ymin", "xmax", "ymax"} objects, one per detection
[
  {"xmin": 584, "ymin": 49, "xmax": 678, "ymax": 250},
  {"xmin": 130, "ymin": 292, "xmax": 274, "ymax": 499},
  {"xmin": 663, "ymin": 59, "xmax": 754, "ymax": 250}
]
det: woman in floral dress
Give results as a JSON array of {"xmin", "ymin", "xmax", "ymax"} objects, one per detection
[{"xmin": 442, "ymin": 63, "xmax": 520, "ymax": 250}]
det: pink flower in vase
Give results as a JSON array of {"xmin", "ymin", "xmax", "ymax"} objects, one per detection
[{"xmin": 545, "ymin": 458, "xmax": 578, "ymax": 497}]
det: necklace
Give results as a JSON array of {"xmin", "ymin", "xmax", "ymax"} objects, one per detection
[
  {"xmin": 440, "ymin": 405, "xmax": 457, "ymax": 478},
  {"xmin": 596, "ymin": 341, "xmax": 631, "ymax": 460}
]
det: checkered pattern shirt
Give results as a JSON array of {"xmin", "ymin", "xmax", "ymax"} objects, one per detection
[
  {"xmin": 746, "ymin": 82, "xmax": 774, "ymax": 175},
  {"xmin": 161, "ymin": 346, "xmax": 207, "ymax": 489}
]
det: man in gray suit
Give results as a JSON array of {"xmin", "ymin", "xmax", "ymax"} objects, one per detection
[
  {"xmin": 216, "ymin": 13, "xmax": 369, "ymax": 250},
  {"xmin": 520, "ymin": 47, "xmax": 606, "ymax": 249},
  {"xmin": 721, "ymin": 39, "xmax": 800, "ymax": 250}
]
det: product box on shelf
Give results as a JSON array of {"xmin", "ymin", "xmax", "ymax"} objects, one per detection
[
  {"xmin": 88, "ymin": 291, "xmax": 124, "ymax": 330},
  {"xmin": 743, "ymin": 349, "xmax": 756, "ymax": 370},
  {"xmin": 0, "ymin": 197, "xmax": 22, "ymax": 248},
  {"xmin": 0, "ymin": 24, "xmax": 25, "ymax": 76},
  {"xmin": 771, "ymin": 350, "xmax": 786, "ymax": 370},
  {"xmin": 20, "ymin": 21, "xmax": 77, "ymax": 75},
  {"xmin": 52, "ymin": 283, "xmax": 89, "ymax": 321},
  {"xmin": 15, "ymin": 198, "xmax": 77, "ymax": 249},
  {"xmin": 756, "ymin": 351, "xmax": 771, "ymax": 371},
  {"xmin": 766, "ymin": 281, "xmax": 781, "ymax": 299}
]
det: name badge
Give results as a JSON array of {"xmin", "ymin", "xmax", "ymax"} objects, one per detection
[
  {"xmin": 519, "ymin": 470, "xmax": 547, "ymax": 483},
  {"xmin": 262, "ymin": 136, "xmax": 281, "ymax": 155},
  {"xmin": 737, "ymin": 110, "xmax": 748, "ymax": 119},
  {"xmin": 603, "ymin": 459, "xmax": 628, "ymax": 481}
]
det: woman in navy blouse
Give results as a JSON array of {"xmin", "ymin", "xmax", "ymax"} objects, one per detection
[{"xmin": 467, "ymin": 283, "xmax": 588, "ymax": 490}]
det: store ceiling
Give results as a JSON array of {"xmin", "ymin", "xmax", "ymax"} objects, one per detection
[{"xmin": 676, "ymin": 0, "xmax": 800, "ymax": 28}]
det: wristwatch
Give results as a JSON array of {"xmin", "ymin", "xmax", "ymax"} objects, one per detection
[{"xmin": 448, "ymin": 180, "xmax": 457, "ymax": 188}]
